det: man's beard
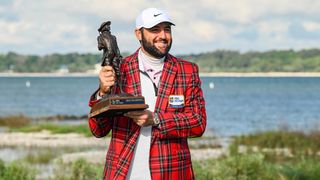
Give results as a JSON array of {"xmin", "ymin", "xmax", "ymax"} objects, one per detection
[{"xmin": 141, "ymin": 31, "xmax": 172, "ymax": 58}]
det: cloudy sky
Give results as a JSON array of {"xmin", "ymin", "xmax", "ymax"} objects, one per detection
[{"xmin": 1, "ymin": 0, "xmax": 320, "ymax": 55}]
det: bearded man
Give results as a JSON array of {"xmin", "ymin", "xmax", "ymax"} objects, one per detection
[{"xmin": 89, "ymin": 7, "xmax": 206, "ymax": 180}]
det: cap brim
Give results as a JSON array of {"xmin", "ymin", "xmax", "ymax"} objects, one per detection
[{"xmin": 137, "ymin": 21, "xmax": 175, "ymax": 29}]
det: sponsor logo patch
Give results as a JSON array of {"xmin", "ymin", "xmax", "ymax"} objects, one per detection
[{"xmin": 169, "ymin": 95, "xmax": 185, "ymax": 108}]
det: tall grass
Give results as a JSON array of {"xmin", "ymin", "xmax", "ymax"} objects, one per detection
[
  {"xmin": 22, "ymin": 149, "xmax": 58, "ymax": 164},
  {"xmin": 193, "ymin": 149, "xmax": 320, "ymax": 180},
  {"xmin": 234, "ymin": 129, "xmax": 320, "ymax": 155},
  {"xmin": 0, "ymin": 159, "xmax": 36, "ymax": 180},
  {"xmin": 194, "ymin": 129, "xmax": 320, "ymax": 179},
  {"xmin": 279, "ymin": 157, "xmax": 320, "ymax": 179},
  {"xmin": 0, "ymin": 115, "xmax": 31, "ymax": 128},
  {"xmin": 52, "ymin": 158, "xmax": 103, "ymax": 180}
]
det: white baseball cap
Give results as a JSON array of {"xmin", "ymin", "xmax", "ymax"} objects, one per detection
[{"xmin": 135, "ymin": 8, "xmax": 175, "ymax": 29}]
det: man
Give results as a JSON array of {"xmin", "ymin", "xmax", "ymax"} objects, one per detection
[{"xmin": 89, "ymin": 8, "xmax": 206, "ymax": 180}]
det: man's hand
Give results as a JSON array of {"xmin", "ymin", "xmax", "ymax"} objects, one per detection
[
  {"xmin": 124, "ymin": 110, "xmax": 155, "ymax": 127},
  {"xmin": 99, "ymin": 66, "xmax": 115, "ymax": 97}
]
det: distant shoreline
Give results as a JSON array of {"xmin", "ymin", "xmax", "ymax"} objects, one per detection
[
  {"xmin": 200, "ymin": 72, "xmax": 320, "ymax": 77},
  {"xmin": 0, "ymin": 72, "xmax": 97, "ymax": 77},
  {"xmin": 1, "ymin": 72, "xmax": 320, "ymax": 77}
]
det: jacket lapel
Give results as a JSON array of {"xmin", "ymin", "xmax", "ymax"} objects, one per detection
[
  {"xmin": 116, "ymin": 52, "xmax": 142, "ymax": 176},
  {"xmin": 125, "ymin": 53, "xmax": 142, "ymax": 96},
  {"xmin": 155, "ymin": 54, "xmax": 177, "ymax": 113}
]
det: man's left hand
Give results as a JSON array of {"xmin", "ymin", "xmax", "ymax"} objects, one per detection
[{"xmin": 124, "ymin": 110, "xmax": 155, "ymax": 126}]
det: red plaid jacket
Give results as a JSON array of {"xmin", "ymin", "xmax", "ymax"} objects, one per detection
[{"xmin": 88, "ymin": 50, "xmax": 206, "ymax": 180}]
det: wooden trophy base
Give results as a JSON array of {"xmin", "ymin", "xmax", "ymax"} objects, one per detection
[{"xmin": 89, "ymin": 94, "xmax": 149, "ymax": 118}]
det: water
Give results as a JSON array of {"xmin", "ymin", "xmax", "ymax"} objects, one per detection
[
  {"xmin": 202, "ymin": 77, "xmax": 320, "ymax": 136},
  {"xmin": 0, "ymin": 76, "xmax": 98, "ymax": 116},
  {"xmin": 1, "ymin": 76, "xmax": 320, "ymax": 137}
]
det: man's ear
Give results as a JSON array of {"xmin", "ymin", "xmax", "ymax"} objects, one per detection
[{"xmin": 135, "ymin": 29, "xmax": 142, "ymax": 41}]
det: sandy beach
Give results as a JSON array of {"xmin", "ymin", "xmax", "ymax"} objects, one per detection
[{"xmin": 0, "ymin": 131, "xmax": 224, "ymax": 163}]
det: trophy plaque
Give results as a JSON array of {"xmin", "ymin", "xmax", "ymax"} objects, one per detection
[{"xmin": 89, "ymin": 21, "xmax": 148, "ymax": 118}]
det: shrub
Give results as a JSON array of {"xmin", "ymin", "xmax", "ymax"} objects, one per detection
[{"xmin": 0, "ymin": 159, "xmax": 36, "ymax": 180}]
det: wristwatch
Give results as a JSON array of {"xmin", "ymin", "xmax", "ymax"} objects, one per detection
[{"xmin": 153, "ymin": 113, "xmax": 160, "ymax": 126}]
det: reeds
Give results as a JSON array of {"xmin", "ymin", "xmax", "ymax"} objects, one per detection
[
  {"xmin": 234, "ymin": 129, "xmax": 320, "ymax": 155},
  {"xmin": 0, "ymin": 115, "xmax": 31, "ymax": 128},
  {"xmin": 193, "ymin": 129, "xmax": 320, "ymax": 179}
]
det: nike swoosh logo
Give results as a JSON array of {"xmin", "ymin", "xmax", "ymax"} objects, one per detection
[{"xmin": 154, "ymin": 13, "xmax": 162, "ymax": 17}]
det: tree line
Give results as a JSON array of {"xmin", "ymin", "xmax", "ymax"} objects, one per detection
[{"xmin": 1, "ymin": 49, "xmax": 320, "ymax": 73}]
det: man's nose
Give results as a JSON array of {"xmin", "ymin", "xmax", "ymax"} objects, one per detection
[{"xmin": 158, "ymin": 29, "xmax": 167, "ymax": 39}]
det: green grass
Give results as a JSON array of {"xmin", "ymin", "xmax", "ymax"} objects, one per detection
[
  {"xmin": 13, "ymin": 123, "xmax": 92, "ymax": 137},
  {"xmin": 0, "ymin": 159, "xmax": 36, "ymax": 180},
  {"xmin": 234, "ymin": 129, "xmax": 320, "ymax": 155},
  {"xmin": 52, "ymin": 158, "xmax": 103, "ymax": 180},
  {"xmin": 193, "ymin": 152, "xmax": 275, "ymax": 179},
  {"xmin": 0, "ymin": 157, "xmax": 103, "ymax": 180},
  {"xmin": 22, "ymin": 149, "xmax": 59, "ymax": 164},
  {"xmin": 193, "ymin": 152, "xmax": 320, "ymax": 180},
  {"xmin": 194, "ymin": 129, "xmax": 320, "ymax": 179}
]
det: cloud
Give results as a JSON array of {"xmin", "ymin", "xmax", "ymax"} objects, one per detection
[
  {"xmin": 200, "ymin": 0, "xmax": 320, "ymax": 24},
  {"xmin": 302, "ymin": 21, "xmax": 320, "ymax": 31},
  {"xmin": 0, "ymin": 0, "xmax": 320, "ymax": 55},
  {"xmin": 289, "ymin": 22, "xmax": 320, "ymax": 39}
]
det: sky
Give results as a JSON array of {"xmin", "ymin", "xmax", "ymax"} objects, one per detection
[{"xmin": 1, "ymin": 0, "xmax": 320, "ymax": 56}]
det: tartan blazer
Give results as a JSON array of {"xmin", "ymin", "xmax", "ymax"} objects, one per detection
[{"xmin": 88, "ymin": 49, "xmax": 206, "ymax": 180}]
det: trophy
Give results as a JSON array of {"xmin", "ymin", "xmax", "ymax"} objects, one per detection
[{"xmin": 89, "ymin": 21, "xmax": 148, "ymax": 118}]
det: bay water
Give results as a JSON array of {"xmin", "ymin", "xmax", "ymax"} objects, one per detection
[{"xmin": 0, "ymin": 76, "xmax": 319, "ymax": 137}]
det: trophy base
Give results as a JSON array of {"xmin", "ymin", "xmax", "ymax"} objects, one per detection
[{"xmin": 89, "ymin": 94, "xmax": 149, "ymax": 118}]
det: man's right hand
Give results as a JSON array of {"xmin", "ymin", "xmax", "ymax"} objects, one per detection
[{"xmin": 99, "ymin": 66, "xmax": 115, "ymax": 97}]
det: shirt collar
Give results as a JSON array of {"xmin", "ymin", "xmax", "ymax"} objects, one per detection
[{"xmin": 138, "ymin": 49, "xmax": 164, "ymax": 73}]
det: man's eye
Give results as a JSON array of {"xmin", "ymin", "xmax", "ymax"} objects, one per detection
[{"xmin": 150, "ymin": 28, "xmax": 159, "ymax": 32}]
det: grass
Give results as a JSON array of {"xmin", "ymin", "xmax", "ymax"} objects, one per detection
[
  {"xmin": 234, "ymin": 129, "xmax": 320, "ymax": 155},
  {"xmin": 1, "ymin": 116, "xmax": 320, "ymax": 179},
  {"xmin": 52, "ymin": 158, "xmax": 103, "ymax": 180},
  {"xmin": 37, "ymin": 114, "xmax": 88, "ymax": 121},
  {"xmin": 0, "ymin": 159, "xmax": 36, "ymax": 180},
  {"xmin": 22, "ymin": 148, "xmax": 59, "ymax": 164},
  {"xmin": 194, "ymin": 129, "xmax": 320, "ymax": 179},
  {"xmin": 0, "ymin": 157, "xmax": 103, "ymax": 180},
  {"xmin": 0, "ymin": 115, "xmax": 31, "ymax": 128},
  {"xmin": 0, "ymin": 114, "xmax": 94, "ymax": 136},
  {"xmin": 12, "ymin": 123, "xmax": 93, "ymax": 137},
  {"xmin": 193, "ymin": 151, "xmax": 320, "ymax": 180}
]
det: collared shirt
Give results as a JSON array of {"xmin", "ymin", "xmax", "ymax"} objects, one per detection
[{"xmin": 139, "ymin": 49, "xmax": 164, "ymax": 87}]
